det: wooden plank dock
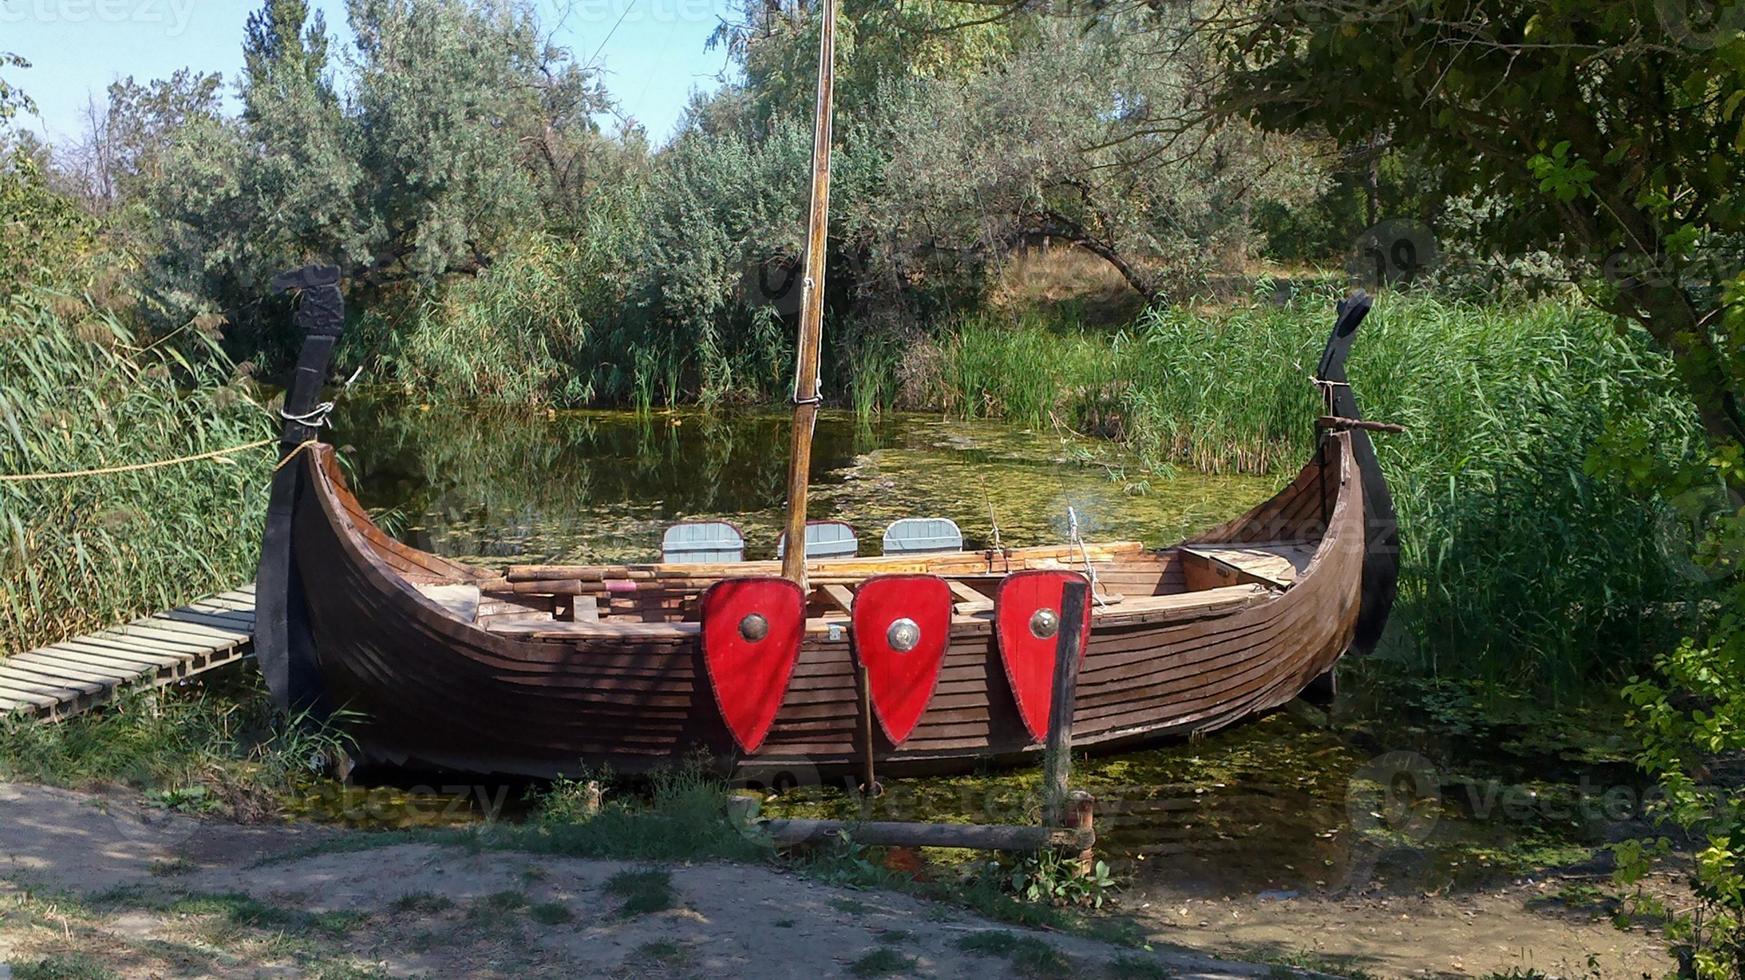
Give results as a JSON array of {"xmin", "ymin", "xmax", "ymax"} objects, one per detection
[{"xmin": 0, "ymin": 584, "xmax": 256, "ymax": 722}]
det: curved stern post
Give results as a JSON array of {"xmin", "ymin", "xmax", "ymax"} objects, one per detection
[
  {"xmin": 1314, "ymin": 291, "xmax": 1400, "ymax": 655},
  {"xmin": 255, "ymin": 264, "xmax": 345, "ymax": 715}
]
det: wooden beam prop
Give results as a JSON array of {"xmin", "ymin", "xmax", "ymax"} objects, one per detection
[{"xmin": 756, "ymin": 818, "xmax": 1092, "ymax": 852}]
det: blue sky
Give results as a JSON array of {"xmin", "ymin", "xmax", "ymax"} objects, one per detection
[{"xmin": 1, "ymin": 0, "xmax": 734, "ymax": 145}]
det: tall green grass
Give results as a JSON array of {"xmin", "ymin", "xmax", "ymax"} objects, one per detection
[
  {"xmin": 379, "ymin": 228, "xmax": 794, "ymax": 409},
  {"xmin": 0, "ymin": 288, "xmax": 272, "ymax": 653},
  {"xmin": 936, "ymin": 292, "xmax": 1705, "ymax": 688},
  {"xmin": 0, "ymin": 678, "xmax": 347, "ymax": 817}
]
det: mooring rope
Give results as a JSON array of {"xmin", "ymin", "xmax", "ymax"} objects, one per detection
[
  {"xmin": 0, "ymin": 434, "xmax": 328, "ymax": 484},
  {"xmin": 279, "ymin": 401, "xmax": 335, "ymax": 428},
  {"xmin": 1067, "ymin": 506, "xmax": 1110, "ymax": 607},
  {"xmin": 272, "ymin": 440, "xmax": 323, "ymax": 473},
  {"xmin": 0, "ymin": 439, "xmax": 278, "ymax": 484}
]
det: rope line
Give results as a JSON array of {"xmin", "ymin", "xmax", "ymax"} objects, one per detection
[
  {"xmin": 0, "ymin": 439, "xmax": 277, "ymax": 484},
  {"xmin": 273, "ymin": 440, "xmax": 324, "ymax": 473},
  {"xmin": 279, "ymin": 401, "xmax": 335, "ymax": 428}
]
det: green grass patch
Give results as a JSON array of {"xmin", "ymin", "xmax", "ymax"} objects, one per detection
[
  {"xmin": 957, "ymin": 930, "xmax": 1027, "ymax": 955},
  {"xmin": 0, "ymin": 680, "xmax": 352, "ymax": 822},
  {"xmin": 849, "ymin": 948, "xmax": 918, "ymax": 977},
  {"xmin": 312, "ymin": 964, "xmax": 392, "ymax": 980},
  {"xmin": 631, "ymin": 940, "xmax": 692, "ymax": 968},
  {"xmin": 1262, "ymin": 948, "xmax": 1380, "ymax": 979},
  {"xmin": 467, "ymin": 761, "xmax": 772, "ymax": 864},
  {"xmin": 956, "ymin": 930, "xmax": 1073, "ymax": 976},
  {"xmin": 1106, "ymin": 954, "xmax": 1175, "ymax": 979},
  {"xmin": 168, "ymin": 891, "xmax": 358, "ymax": 938},
  {"xmin": 10, "ymin": 955, "xmax": 120, "ymax": 980},
  {"xmin": 603, "ymin": 868, "xmax": 674, "ymax": 917},
  {"xmin": 149, "ymin": 857, "xmax": 197, "ymax": 877},
  {"xmin": 389, "ymin": 891, "xmax": 454, "ymax": 914},
  {"xmin": 528, "ymin": 900, "xmax": 574, "ymax": 924}
]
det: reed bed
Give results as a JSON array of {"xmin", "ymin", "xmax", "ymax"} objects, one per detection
[
  {"xmin": 0, "ymin": 289, "xmax": 274, "ymax": 654},
  {"xmin": 935, "ymin": 291, "xmax": 1706, "ymax": 687}
]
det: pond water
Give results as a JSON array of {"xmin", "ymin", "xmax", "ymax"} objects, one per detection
[
  {"xmin": 329, "ymin": 395, "xmax": 1275, "ymax": 566},
  {"xmin": 319, "ymin": 394, "xmax": 1641, "ymax": 899}
]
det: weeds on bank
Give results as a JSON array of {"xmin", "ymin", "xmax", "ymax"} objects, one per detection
[
  {"xmin": 0, "ymin": 680, "xmax": 350, "ymax": 821},
  {"xmin": 527, "ymin": 900, "xmax": 573, "ymax": 924},
  {"xmin": 462, "ymin": 763, "xmax": 771, "ymax": 863},
  {"xmin": 168, "ymin": 891, "xmax": 360, "ymax": 941},
  {"xmin": 0, "ymin": 285, "xmax": 272, "ymax": 656},
  {"xmin": 1105, "ymin": 953, "xmax": 1175, "ymax": 979},
  {"xmin": 941, "ymin": 294, "xmax": 1705, "ymax": 690},
  {"xmin": 792, "ymin": 833, "xmax": 1143, "ymax": 947}
]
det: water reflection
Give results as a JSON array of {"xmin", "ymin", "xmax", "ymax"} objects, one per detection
[{"xmin": 329, "ymin": 394, "xmax": 1276, "ymax": 567}]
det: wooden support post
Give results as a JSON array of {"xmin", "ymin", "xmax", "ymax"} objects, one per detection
[
  {"xmin": 1042, "ymin": 579, "xmax": 1088, "ymax": 828},
  {"xmin": 858, "ymin": 663, "xmax": 879, "ymax": 796},
  {"xmin": 1066, "ymin": 789, "xmax": 1096, "ymax": 874}
]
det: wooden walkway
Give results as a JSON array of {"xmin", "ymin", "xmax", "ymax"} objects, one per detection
[{"xmin": 0, "ymin": 584, "xmax": 256, "ymax": 722}]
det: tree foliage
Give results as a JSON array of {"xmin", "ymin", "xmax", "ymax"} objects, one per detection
[
  {"xmin": 1202, "ymin": 0, "xmax": 1744, "ymax": 471},
  {"xmin": 0, "ymin": 51, "xmax": 34, "ymax": 129},
  {"xmin": 140, "ymin": 0, "xmax": 613, "ymax": 358}
]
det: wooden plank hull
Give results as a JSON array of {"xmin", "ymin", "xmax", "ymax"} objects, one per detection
[{"xmin": 285, "ymin": 430, "xmax": 1368, "ymax": 778}]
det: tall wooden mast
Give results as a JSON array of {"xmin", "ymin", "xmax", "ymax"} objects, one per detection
[{"xmin": 780, "ymin": 0, "xmax": 837, "ymax": 587}]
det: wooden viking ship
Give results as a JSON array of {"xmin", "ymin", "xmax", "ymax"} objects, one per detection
[{"xmin": 253, "ymin": 4, "xmax": 1398, "ymax": 779}]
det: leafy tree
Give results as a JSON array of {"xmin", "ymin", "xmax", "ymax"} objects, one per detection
[
  {"xmin": 861, "ymin": 11, "xmax": 1320, "ymax": 303},
  {"xmin": 1196, "ymin": 0, "xmax": 1745, "ymax": 484},
  {"xmin": 710, "ymin": 0, "xmax": 1019, "ymax": 132},
  {"xmin": 65, "ymin": 71, "xmax": 224, "ymax": 213},
  {"xmin": 700, "ymin": 2, "xmax": 1320, "ymax": 309},
  {"xmin": 0, "ymin": 151, "xmax": 98, "ymax": 312},
  {"xmin": 0, "ymin": 51, "xmax": 34, "ymax": 128},
  {"xmin": 244, "ymin": 0, "xmax": 332, "ymax": 93},
  {"xmin": 139, "ymin": 0, "xmax": 612, "ymax": 360}
]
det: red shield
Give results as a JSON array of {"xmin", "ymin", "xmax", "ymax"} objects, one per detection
[
  {"xmin": 851, "ymin": 575, "xmax": 952, "ymax": 745},
  {"xmin": 700, "ymin": 578, "xmax": 805, "ymax": 753},
  {"xmin": 995, "ymin": 570, "xmax": 1093, "ymax": 742}
]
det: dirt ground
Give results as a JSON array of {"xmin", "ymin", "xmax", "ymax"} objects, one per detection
[
  {"xmin": 1127, "ymin": 875, "xmax": 1670, "ymax": 979},
  {"xmin": 0, "ymin": 783, "xmax": 1281, "ymax": 979},
  {"xmin": 0, "ymin": 782, "xmax": 1678, "ymax": 979}
]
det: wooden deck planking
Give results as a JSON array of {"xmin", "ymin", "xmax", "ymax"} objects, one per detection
[
  {"xmin": 0, "ymin": 586, "xmax": 256, "ymax": 722},
  {"xmin": 1181, "ymin": 542, "xmax": 1317, "ymax": 588}
]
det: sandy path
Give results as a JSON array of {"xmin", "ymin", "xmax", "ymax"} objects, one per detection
[{"xmin": 0, "ymin": 783, "xmax": 1282, "ymax": 979}]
